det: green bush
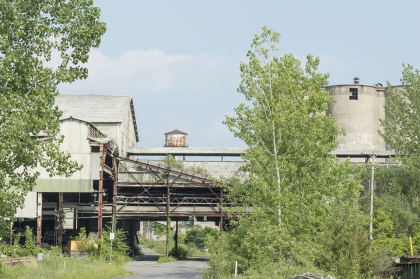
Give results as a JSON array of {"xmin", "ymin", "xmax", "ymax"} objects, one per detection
[
  {"xmin": 184, "ymin": 225, "xmax": 218, "ymax": 249},
  {"xmin": 169, "ymin": 244, "xmax": 188, "ymax": 259}
]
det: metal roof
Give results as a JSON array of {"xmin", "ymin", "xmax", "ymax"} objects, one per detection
[{"xmin": 55, "ymin": 94, "xmax": 139, "ymax": 142}]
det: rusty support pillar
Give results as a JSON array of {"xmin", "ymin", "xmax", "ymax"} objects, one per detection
[
  {"xmin": 36, "ymin": 193, "xmax": 42, "ymax": 248},
  {"xmin": 112, "ymin": 159, "xmax": 118, "ymax": 231},
  {"xmin": 98, "ymin": 143, "xmax": 104, "ymax": 239},
  {"xmin": 165, "ymin": 172, "xmax": 170, "ymax": 258},
  {"xmin": 58, "ymin": 193, "xmax": 63, "ymax": 248},
  {"xmin": 98, "ymin": 172, "xmax": 103, "ymax": 239}
]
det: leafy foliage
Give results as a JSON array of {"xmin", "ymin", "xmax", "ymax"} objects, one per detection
[
  {"xmin": 183, "ymin": 225, "xmax": 219, "ymax": 249},
  {"xmin": 24, "ymin": 225, "xmax": 38, "ymax": 256},
  {"xmin": 359, "ymin": 164, "xmax": 420, "ymax": 256},
  {"xmin": 169, "ymin": 244, "xmax": 188, "ymax": 259},
  {"xmin": 0, "ymin": 0, "xmax": 106, "ymax": 233},
  {"xmin": 92, "ymin": 223, "xmax": 131, "ymax": 265},
  {"xmin": 206, "ymin": 26, "xmax": 366, "ymax": 278}
]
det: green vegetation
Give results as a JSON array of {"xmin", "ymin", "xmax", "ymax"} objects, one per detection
[
  {"xmin": 0, "ymin": 0, "xmax": 106, "ymax": 235},
  {"xmin": 0, "ymin": 257, "xmax": 130, "ymax": 279},
  {"xmin": 204, "ymin": 26, "xmax": 405, "ymax": 279},
  {"xmin": 0, "ymin": 225, "xmax": 132, "ymax": 278},
  {"xmin": 140, "ymin": 224, "xmax": 217, "ymax": 259},
  {"xmin": 183, "ymin": 225, "xmax": 218, "ymax": 250},
  {"xmin": 157, "ymin": 256, "xmax": 176, "ymax": 263}
]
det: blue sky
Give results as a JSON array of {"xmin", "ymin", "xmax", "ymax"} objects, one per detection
[{"xmin": 59, "ymin": 0, "xmax": 420, "ymax": 148}]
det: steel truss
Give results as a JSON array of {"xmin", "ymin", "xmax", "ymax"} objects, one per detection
[{"xmin": 114, "ymin": 157, "xmax": 227, "ymax": 224}]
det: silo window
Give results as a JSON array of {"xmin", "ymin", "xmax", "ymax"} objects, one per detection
[{"xmin": 349, "ymin": 88, "xmax": 358, "ymax": 100}]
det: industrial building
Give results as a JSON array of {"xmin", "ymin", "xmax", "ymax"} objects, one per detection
[
  {"xmin": 13, "ymin": 78, "xmax": 398, "ymax": 252},
  {"xmin": 15, "ymin": 94, "xmax": 138, "ymax": 248}
]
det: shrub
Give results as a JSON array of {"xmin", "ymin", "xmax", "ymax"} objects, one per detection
[{"xmin": 169, "ymin": 244, "xmax": 188, "ymax": 259}]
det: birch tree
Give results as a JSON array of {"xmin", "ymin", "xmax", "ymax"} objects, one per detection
[
  {"xmin": 0, "ymin": 0, "xmax": 106, "ymax": 233},
  {"xmin": 209, "ymin": 27, "xmax": 363, "ymax": 277},
  {"xmin": 224, "ymin": 27, "xmax": 358, "ymax": 232}
]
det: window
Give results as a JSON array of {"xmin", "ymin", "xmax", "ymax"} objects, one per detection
[{"xmin": 349, "ymin": 88, "xmax": 358, "ymax": 100}]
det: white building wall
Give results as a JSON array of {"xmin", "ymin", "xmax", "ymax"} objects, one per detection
[{"xmin": 37, "ymin": 119, "xmax": 100, "ymax": 181}]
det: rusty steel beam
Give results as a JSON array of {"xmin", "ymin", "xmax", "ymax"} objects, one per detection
[
  {"xmin": 116, "ymin": 212, "xmax": 227, "ymax": 218},
  {"xmin": 112, "ymin": 160, "xmax": 117, "ymax": 228},
  {"xmin": 117, "ymin": 157, "xmax": 217, "ymax": 186},
  {"xmin": 116, "ymin": 182, "xmax": 221, "ymax": 188}
]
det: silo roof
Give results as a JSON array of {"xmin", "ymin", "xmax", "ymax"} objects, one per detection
[{"xmin": 55, "ymin": 94, "xmax": 139, "ymax": 142}]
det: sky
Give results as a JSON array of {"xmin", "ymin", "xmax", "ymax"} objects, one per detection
[{"xmin": 59, "ymin": 0, "xmax": 420, "ymax": 148}]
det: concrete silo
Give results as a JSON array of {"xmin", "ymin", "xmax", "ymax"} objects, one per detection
[{"xmin": 326, "ymin": 77, "xmax": 388, "ymax": 152}]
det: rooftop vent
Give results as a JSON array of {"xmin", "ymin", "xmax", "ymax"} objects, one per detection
[
  {"xmin": 164, "ymin": 129, "xmax": 188, "ymax": 147},
  {"xmin": 354, "ymin": 77, "xmax": 360, "ymax": 84}
]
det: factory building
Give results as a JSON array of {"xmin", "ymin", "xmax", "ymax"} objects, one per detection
[
  {"xmin": 15, "ymin": 94, "xmax": 138, "ymax": 248},
  {"xmin": 12, "ymin": 78, "xmax": 400, "ymax": 250}
]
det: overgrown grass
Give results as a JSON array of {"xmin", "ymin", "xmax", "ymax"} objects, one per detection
[
  {"xmin": 141, "ymin": 238, "xmax": 167, "ymax": 254},
  {"xmin": 157, "ymin": 256, "xmax": 176, "ymax": 263},
  {"xmin": 0, "ymin": 257, "xmax": 131, "ymax": 279}
]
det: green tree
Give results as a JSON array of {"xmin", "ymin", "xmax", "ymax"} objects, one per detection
[
  {"xmin": 380, "ymin": 65, "xmax": 420, "ymax": 182},
  {"xmin": 207, "ymin": 26, "xmax": 363, "ymax": 278},
  {"xmin": 0, "ymin": 0, "xmax": 106, "ymax": 233},
  {"xmin": 184, "ymin": 225, "xmax": 219, "ymax": 249},
  {"xmin": 224, "ymin": 26, "xmax": 360, "ymax": 233}
]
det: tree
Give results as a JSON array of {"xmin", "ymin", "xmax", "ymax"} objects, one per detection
[
  {"xmin": 0, "ymin": 0, "xmax": 106, "ymax": 233},
  {"xmin": 184, "ymin": 225, "xmax": 219, "ymax": 249},
  {"xmin": 206, "ymin": 26, "xmax": 364, "ymax": 278},
  {"xmin": 224, "ymin": 26, "xmax": 360, "ymax": 232},
  {"xmin": 380, "ymin": 65, "xmax": 420, "ymax": 184}
]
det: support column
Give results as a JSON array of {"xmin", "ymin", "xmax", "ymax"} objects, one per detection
[
  {"xmin": 58, "ymin": 193, "xmax": 63, "ymax": 248},
  {"xmin": 219, "ymin": 188, "xmax": 223, "ymax": 233},
  {"xmin": 369, "ymin": 155, "xmax": 376, "ymax": 242},
  {"xmin": 112, "ymin": 159, "xmax": 118, "ymax": 231},
  {"xmin": 98, "ymin": 171, "xmax": 103, "ymax": 239},
  {"xmin": 36, "ymin": 193, "xmax": 42, "ymax": 248},
  {"xmin": 165, "ymin": 172, "xmax": 170, "ymax": 258},
  {"xmin": 98, "ymin": 143, "xmax": 104, "ymax": 239},
  {"xmin": 175, "ymin": 220, "xmax": 178, "ymax": 251}
]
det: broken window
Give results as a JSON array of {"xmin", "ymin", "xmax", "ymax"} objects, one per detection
[{"xmin": 349, "ymin": 88, "xmax": 358, "ymax": 100}]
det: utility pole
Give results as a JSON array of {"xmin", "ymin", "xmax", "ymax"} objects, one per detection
[{"xmin": 369, "ymin": 155, "xmax": 376, "ymax": 242}]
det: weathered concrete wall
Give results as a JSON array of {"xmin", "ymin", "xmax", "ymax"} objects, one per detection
[
  {"xmin": 326, "ymin": 84, "xmax": 388, "ymax": 151},
  {"xmin": 37, "ymin": 119, "xmax": 100, "ymax": 184}
]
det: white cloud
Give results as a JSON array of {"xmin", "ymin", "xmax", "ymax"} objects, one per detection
[{"xmin": 59, "ymin": 49, "xmax": 237, "ymax": 95}]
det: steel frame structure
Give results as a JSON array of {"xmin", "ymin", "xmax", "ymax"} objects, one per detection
[{"xmin": 112, "ymin": 157, "xmax": 227, "ymax": 226}]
